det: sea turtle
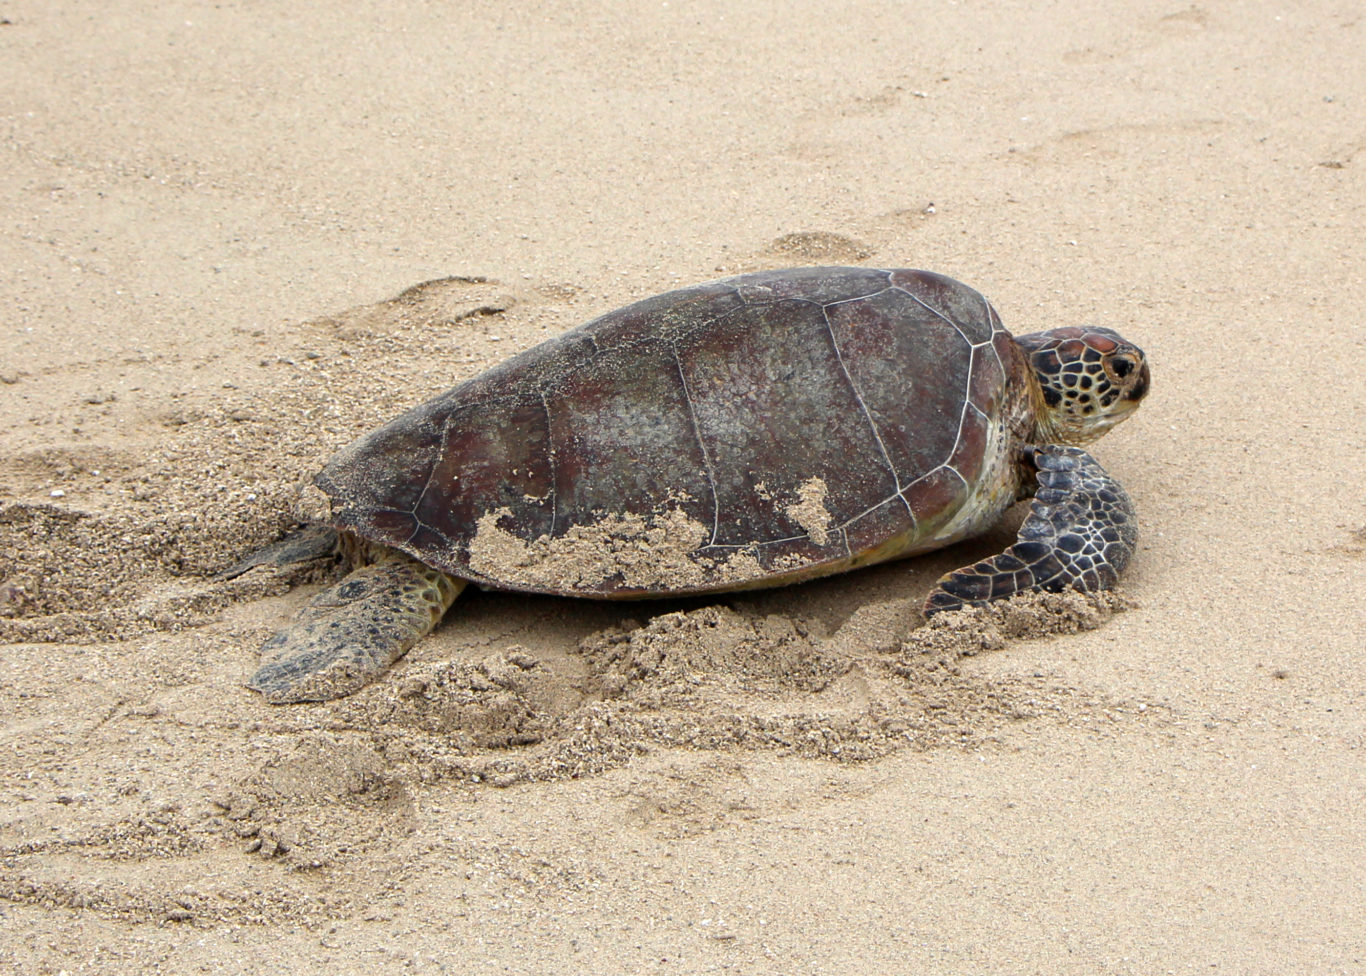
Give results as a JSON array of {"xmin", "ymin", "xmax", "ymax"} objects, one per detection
[{"xmin": 238, "ymin": 267, "xmax": 1149, "ymax": 703}]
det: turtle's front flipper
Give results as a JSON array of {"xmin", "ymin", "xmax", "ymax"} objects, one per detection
[
  {"xmin": 248, "ymin": 553, "xmax": 465, "ymax": 703},
  {"xmin": 924, "ymin": 446, "xmax": 1138, "ymax": 616}
]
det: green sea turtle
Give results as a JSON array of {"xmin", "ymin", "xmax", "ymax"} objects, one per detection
[{"xmin": 237, "ymin": 267, "xmax": 1149, "ymax": 703}]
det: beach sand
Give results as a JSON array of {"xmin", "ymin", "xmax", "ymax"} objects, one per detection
[{"xmin": 2, "ymin": 1, "xmax": 1363, "ymax": 972}]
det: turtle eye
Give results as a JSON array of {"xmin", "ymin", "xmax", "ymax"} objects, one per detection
[{"xmin": 1108, "ymin": 355, "xmax": 1135, "ymax": 379}]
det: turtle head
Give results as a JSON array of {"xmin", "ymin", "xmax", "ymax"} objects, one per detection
[{"xmin": 1016, "ymin": 326, "xmax": 1150, "ymax": 445}]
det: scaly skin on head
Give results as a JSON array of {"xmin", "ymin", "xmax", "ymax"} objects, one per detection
[{"xmin": 1015, "ymin": 326, "xmax": 1151, "ymax": 446}]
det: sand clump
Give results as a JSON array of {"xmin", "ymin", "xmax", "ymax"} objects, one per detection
[
  {"xmin": 467, "ymin": 505, "xmax": 822, "ymax": 594},
  {"xmin": 252, "ymin": 589, "xmax": 1142, "ymax": 812},
  {"xmin": 900, "ymin": 588, "xmax": 1133, "ymax": 658},
  {"xmin": 469, "ymin": 506, "xmax": 717, "ymax": 591},
  {"xmin": 337, "ymin": 650, "xmax": 552, "ymax": 747},
  {"xmin": 785, "ymin": 476, "xmax": 833, "ymax": 546},
  {"xmin": 0, "ymin": 499, "xmax": 314, "ymax": 644},
  {"xmin": 579, "ymin": 605, "xmax": 844, "ymax": 699}
]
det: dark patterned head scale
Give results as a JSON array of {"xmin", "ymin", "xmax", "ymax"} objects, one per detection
[{"xmin": 1014, "ymin": 326, "xmax": 1150, "ymax": 445}]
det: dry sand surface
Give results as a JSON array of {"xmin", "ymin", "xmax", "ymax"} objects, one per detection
[{"xmin": 2, "ymin": 1, "xmax": 1364, "ymax": 973}]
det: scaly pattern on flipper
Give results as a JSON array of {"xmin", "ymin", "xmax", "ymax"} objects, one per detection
[
  {"xmin": 249, "ymin": 553, "xmax": 464, "ymax": 703},
  {"xmin": 924, "ymin": 446, "xmax": 1137, "ymax": 616}
]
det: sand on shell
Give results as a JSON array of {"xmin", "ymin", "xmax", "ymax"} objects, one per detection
[{"xmin": 3, "ymin": 2, "xmax": 1365, "ymax": 974}]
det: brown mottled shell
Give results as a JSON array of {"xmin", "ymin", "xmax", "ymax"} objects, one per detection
[{"xmin": 318, "ymin": 267, "xmax": 1036, "ymax": 598}]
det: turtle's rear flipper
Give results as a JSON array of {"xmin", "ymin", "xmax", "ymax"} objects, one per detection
[
  {"xmin": 248, "ymin": 554, "xmax": 464, "ymax": 703},
  {"xmin": 216, "ymin": 525, "xmax": 340, "ymax": 581},
  {"xmin": 924, "ymin": 446, "xmax": 1138, "ymax": 616}
]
